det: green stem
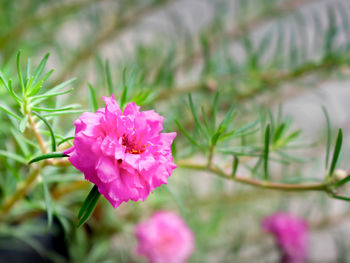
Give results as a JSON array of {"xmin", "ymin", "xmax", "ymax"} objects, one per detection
[{"xmin": 177, "ymin": 160, "xmax": 328, "ymax": 192}]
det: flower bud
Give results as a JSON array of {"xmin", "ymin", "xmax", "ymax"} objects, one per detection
[{"xmin": 334, "ymin": 169, "xmax": 348, "ymax": 182}]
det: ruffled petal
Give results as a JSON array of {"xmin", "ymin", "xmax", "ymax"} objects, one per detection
[{"xmin": 66, "ymin": 96, "xmax": 177, "ymax": 209}]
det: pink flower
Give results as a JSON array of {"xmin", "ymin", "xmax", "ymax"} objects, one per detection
[
  {"xmin": 64, "ymin": 96, "xmax": 177, "ymax": 208},
  {"xmin": 261, "ymin": 212, "xmax": 309, "ymax": 263},
  {"xmin": 135, "ymin": 211, "xmax": 195, "ymax": 263}
]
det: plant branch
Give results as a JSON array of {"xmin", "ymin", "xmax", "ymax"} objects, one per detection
[
  {"xmin": 27, "ymin": 113, "xmax": 47, "ymax": 154},
  {"xmin": 177, "ymin": 160, "xmax": 328, "ymax": 192},
  {"xmin": 158, "ymin": 55, "xmax": 350, "ymax": 103}
]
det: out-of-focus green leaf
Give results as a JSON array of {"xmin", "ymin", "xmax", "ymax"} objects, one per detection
[
  {"xmin": 105, "ymin": 60, "xmax": 113, "ymax": 95},
  {"xmin": 0, "ymin": 150, "xmax": 27, "ymax": 164},
  {"xmin": 175, "ymin": 119, "xmax": 205, "ymax": 151},
  {"xmin": 232, "ymin": 155, "xmax": 239, "ymax": 177},
  {"xmin": 322, "ymin": 106, "xmax": 331, "ymax": 170},
  {"xmin": 19, "ymin": 115, "xmax": 28, "ymax": 132},
  {"xmin": 88, "ymin": 83, "xmax": 98, "ymax": 112},
  {"xmin": 32, "ymin": 104, "xmax": 79, "ymax": 112},
  {"xmin": 0, "ymin": 104, "xmax": 21, "ymax": 120},
  {"xmin": 120, "ymin": 68, "xmax": 128, "ymax": 110},
  {"xmin": 263, "ymin": 124, "xmax": 270, "ymax": 180},
  {"xmin": 10, "ymin": 128, "xmax": 30, "ymax": 158},
  {"xmin": 188, "ymin": 94, "xmax": 210, "ymax": 140},
  {"xmin": 42, "ymin": 174, "xmax": 53, "ymax": 228},
  {"xmin": 31, "ymin": 87, "xmax": 73, "ymax": 101},
  {"xmin": 43, "ymin": 110, "xmax": 84, "ymax": 117}
]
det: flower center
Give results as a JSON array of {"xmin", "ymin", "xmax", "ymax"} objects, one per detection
[{"xmin": 122, "ymin": 134, "xmax": 146, "ymax": 154}]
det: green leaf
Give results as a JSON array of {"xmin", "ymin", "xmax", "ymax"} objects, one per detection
[
  {"xmin": 1, "ymin": 75, "xmax": 21, "ymax": 103},
  {"xmin": 16, "ymin": 50, "xmax": 25, "ymax": 95},
  {"xmin": 322, "ymin": 106, "xmax": 331, "ymax": 170},
  {"xmin": 0, "ymin": 104, "xmax": 21, "ymax": 121},
  {"xmin": 47, "ymin": 78, "xmax": 76, "ymax": 94},
  {"xmin": 88, "ymin": 83, "xmax": 98, "ymax": 112},
  {"xmin": 105, "ymin": 60, "xmax": 113, "ymax": 95},
  {"xmin": 19, "ymin": 115, "xmax": 28, "ymax": 132},
  {"xmin": 30, "ymin": 87, "xmax": 73, "ymax": 101},
  {"xmin": 273, "ymin": 123, "xmax": 286, "ymax": 143},
  {"xmin": 284, "ymin": 129, "xmax": 301, "ymax": 142},
  {"xmin": 28, "ymin": 69, "xmax": 54, "ymax": 96},
  {"xmin": 188, "ymin": 94, "xmax": 210, "ymax": 140},
  {"xmin": 232, "ymin": 155, "xmax": 239, "ymax": 178},
  {"xmin": 219, "ymin": 150, "xmax": 261, "ymax": 157},
  {"xmin": 33, "ymin": 53, "xmax": 50, "ymax": 85},
  {"xmin": 335, "ymin": 175, "xmax": 350, "ymax": 188},
  {"xmin": 43, "ymin": 110, "xmax": 84, "ymax": 117},
  {"xmin": 28, "ymin": 152, "xmax": 68, "ymax": 164},
  {"xmin": 77, "ymin": 185, "xmax": 101, "ymax": 227},
  {"xmin": 212, "ymin": 92, "xmax": 219, "ymax": 131},
  {"xmin": 120, "ymin": 68, "xmax": 128, "ymax": 110},
  {"xmin": 263, "ymin": 124, "xmax": 270, "ymax": 180},
  {"xmin": 8, "ymin": 79, "xmax": 22, "ymax": 103},
  {"xmin": 42, "ymin": 175, "xmax": 53, "ymax": 228},
  {"xmin": 25, "ymin": 76, "xmax": 34, "ymax": 92},
  {"xmin": 276, "ymin": 150, "xmax": 307, "ymax": 163},
  {"xmin": 332, "ymin": 195, "xmax": 350, "ymax": 202},
  {"xmin": 175, "ymin": 119, "xmax": 205, "ymax": 151},
  {"xmin": 0, "ymin": 71, "xmax": 8, "ymax": 90},
  {"xmin": 44, "ymin": 110, "xmax": 83, "ymax": 119},
  {"xmin": 212, "ymin": 104, "xmax": 236, "ymax": 145},
  {"xmin": 329, "ymin": 129, "xmax": 343, "ymax": 176},
  {"xmin": 217, "ymin": 104, "xmax": 236, "ymax": 132},
  {"xmin": 10, "ymin": 129, "xmax": 30, "ymax": 158},
  {"xmin": 0, "ymin": 150, "xmax": 27, "ymax": 164},
  {"xmin": 201, "ymin": 106, "xmax": 211, "ymax": 134},
  {"xmin": 32, "ymin": 104, "xmax": 79, "ymax": 112},
  {"xmin": 32, "ymin": 111, "xmax": 56, "ymax": 152},
  {"xmin": 57, "ymin": 136, "xmax": 74, "ymax": 147},
  {"xmin": 26, "ymin": 58, "xmax": 31, "ymax": 80},
  {"xmin": 233, "ymin": 120, "xmax": 259, "ymax": 136}
]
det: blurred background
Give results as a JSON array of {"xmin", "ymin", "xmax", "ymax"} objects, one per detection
[{"xmin": 1, "ymin": 0, "xmax": 350, "ymax": 262}]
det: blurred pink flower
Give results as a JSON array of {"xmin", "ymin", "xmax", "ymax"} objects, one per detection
[
  {"xmin": 64, "ymin": 96, "xmax": 177, "ymax": 208},
  {"xmin": 135, "ymin": 211, "xmax": 195, "ymax": 263},
  {"xmin": 261, "ymin": 212, "xmax": 309, "ymax": 263}
]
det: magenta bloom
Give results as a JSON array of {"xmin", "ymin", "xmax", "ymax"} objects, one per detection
[
  {"xmin": 261, "ymin": 212, "xmax": 309, "ymax": 263},
  {"xmin": 64, "ymin": 96, "xmax": 177, "ymax": 208},
  {"xmin": 135, "ymin": 211, "xmax": 195, "ymax": 263}
]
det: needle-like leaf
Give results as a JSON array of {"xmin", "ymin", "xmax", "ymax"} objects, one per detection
[
  {"xmin": 329, "ymin": 129, "xmax": 343, "ymax": 176},
  {"xmin": 77, "ymin": 185, "xmax": 101, "ymax": 227},
  {"xmin": 263, "ymin": 125, "xmax": 270, "ymax": 180},
  {"xmin": 28, "ymin": 152, "xmax": 68, "ymax": 164}
]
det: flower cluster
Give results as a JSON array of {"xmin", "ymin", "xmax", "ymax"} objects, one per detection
[
  {"xmin": 64, "ymin": 96, "xmax": 177, "ymax": 208},
  {"xmin": 261, "ymin": 212, "xmax": 309, "ymax": 263},
  {"xmin": 135, "ymin": 211, "xmax": 194, "ymax": 263}
]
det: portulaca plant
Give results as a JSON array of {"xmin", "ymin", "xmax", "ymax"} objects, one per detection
[{"xmin": 1, "ymin": 1, "xmax": 350, "ymax": 262}]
